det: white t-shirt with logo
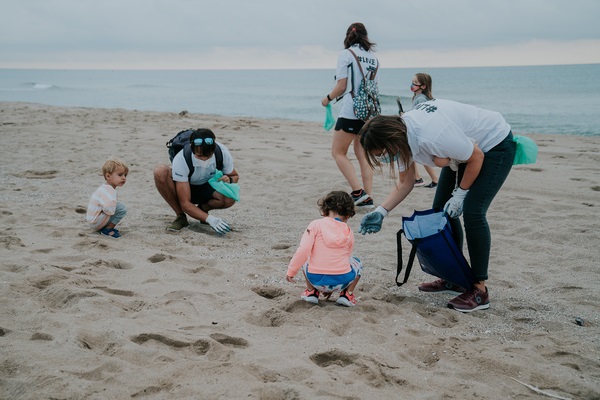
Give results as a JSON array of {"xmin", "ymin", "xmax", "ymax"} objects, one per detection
[
  {"xmin": 171, "ymin": 142, "xmax": 234, "ymax": 185},
  {"xmin": 400, "ymin": 99, "xmax": 511, "ymax": 171},
  {"xmin": 335, "ymin": 44, "xmax": 379, "ymax": 120}
]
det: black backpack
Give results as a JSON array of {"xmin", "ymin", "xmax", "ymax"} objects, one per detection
[{"xmin": 166, "ymin": 129, "xmax": 224, "ymax": 179}]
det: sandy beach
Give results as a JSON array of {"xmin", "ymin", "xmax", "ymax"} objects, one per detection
[{"xmin": 1, "ymin": 101, "xmax": 599, "ymax": 399}]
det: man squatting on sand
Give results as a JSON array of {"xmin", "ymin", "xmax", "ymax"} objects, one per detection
[{"xmin": 154, "ymin": 128, "xmax": 239, "ymax": 235}]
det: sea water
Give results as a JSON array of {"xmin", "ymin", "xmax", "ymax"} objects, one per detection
[{"xmin": 1, "ymin": 64, "xmax": 599, "ymax": 136}]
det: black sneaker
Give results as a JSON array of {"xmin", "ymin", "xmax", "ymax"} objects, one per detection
[
  {"xmin": 414, "ymin": 178, "xmax": 425, "ymax": 187},
  {"xmin": 350, "ymin": 189, "xmax": 369, "ymax": 205},
  {"xmin": 423, "ymin": 182, "xmax": 438, "ymax": 188},
  {"xmin": 356, "ymin": 196, "xmax": 375, "ymax": 209}
]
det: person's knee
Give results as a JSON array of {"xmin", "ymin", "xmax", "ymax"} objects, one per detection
[{"xmin": 153, "ymin": 164, "xmax": 170, "ymax": 183}]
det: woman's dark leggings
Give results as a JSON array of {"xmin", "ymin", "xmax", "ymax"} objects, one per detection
[{"xmin": 432, "ymin": 132, "xmax": 516, "ymax": 282}]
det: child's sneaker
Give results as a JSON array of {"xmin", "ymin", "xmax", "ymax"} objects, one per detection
[
  {"xmin": 350, "ymin": 189, "xmax": 369, "ymax": 205},
  {"xmin": 301, "ymin": 288, "xmax": 320, "ymax": 304},
  {"xmin": 336, "ymin": 290, "xmax": 356, "ymax": 307},
  {"xmin": 100, "ymin": 227, "xmax": 121, "ymax": 238},
  {"xmin": 356, "ymin": 196, "xmax": 375, "ymax": 209}
]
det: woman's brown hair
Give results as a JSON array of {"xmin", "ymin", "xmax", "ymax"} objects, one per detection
[
  {"xmin": 359, "ymin": 115, "xmax": 412, "ymax": 174},
  {"xmin": 343, "ymin": 22, "xmax": 376, "ymax": 52}
]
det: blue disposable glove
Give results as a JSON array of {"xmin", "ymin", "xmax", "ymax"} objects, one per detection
[
  {"xmin": 359, "ymin": 206, "xmax": 388, "ymax": 235},
  {"xmin": 206, "ymin": 215, "xmax": 231, "ymax": 235},
  {"xmin": 444, "ymin": 188, "xmax": 469, "ymax": 218}
]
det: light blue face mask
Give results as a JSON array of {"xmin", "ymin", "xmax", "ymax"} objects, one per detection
[{"xmin": 376, "ymin": 152, "xmax": 399, "ymax": 164}]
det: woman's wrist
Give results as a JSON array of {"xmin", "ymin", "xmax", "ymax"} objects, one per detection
[{"xmin": 326, "ymin": 94, "xmax": 332, "ymax": 101}]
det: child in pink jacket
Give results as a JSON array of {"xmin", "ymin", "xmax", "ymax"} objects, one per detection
[{"xmin": 286, "ymin": 191, "xmax": 363, "ymax": 307}]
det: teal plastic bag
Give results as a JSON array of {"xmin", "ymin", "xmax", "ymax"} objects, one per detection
[
  {"xmin": 208, "ymin": 170, "xmax": 240, "ymax": 201},
  {"xmin": 513, "ymin": 135, "xmax": 538, "ymax": 165},
  {"xmin": 323, "ymin": 104, "xmax": 335, "ymax": 131}
]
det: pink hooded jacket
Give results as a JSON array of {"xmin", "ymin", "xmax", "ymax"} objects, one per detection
[{"xmin": 287, "ymin": 217, "xmax": 354, "ymax": 277}]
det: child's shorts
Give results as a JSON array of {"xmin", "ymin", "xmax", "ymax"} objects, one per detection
[{"xmin": 303, "ymin": 257, "xmax": 362, "ymax": 293}]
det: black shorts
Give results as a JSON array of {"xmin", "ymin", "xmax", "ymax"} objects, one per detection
[
  {"xmin": 335, "ymin": 118, "xmax": 365, "ymax": 134},
  {"xmin": 190, "ymin": 183, "xmax": 216, "ymax": 205}
]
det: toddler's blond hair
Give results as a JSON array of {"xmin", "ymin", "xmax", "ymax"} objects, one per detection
[{"xmin": 102, "ymin": 158, "xmax": 129, "ymax": 177}]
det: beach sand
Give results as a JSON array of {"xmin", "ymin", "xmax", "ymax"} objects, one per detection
[{"xmin": 1, "ymin": 102, "xmax": 599, "ymax": 399}]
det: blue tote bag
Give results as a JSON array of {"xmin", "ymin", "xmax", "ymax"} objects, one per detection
[{"xmin": 396, "ymin": 208, "xmax": 475, "ymax": 290}]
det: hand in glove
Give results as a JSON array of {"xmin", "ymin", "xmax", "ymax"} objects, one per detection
[
  {"xmin": 206, "ymin": 215, "xmax": 231, "ymax": 234},
  {"xmin": 359, "ymin": 206, "xmax": 388, "ymax": 235},
  {"xmin": 444, "ymin": 188, "xmax": 469, "ymax": 218}
]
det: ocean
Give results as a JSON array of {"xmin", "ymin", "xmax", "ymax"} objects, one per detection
[{"xmin": 1, "ymin": 64, "xmax": 599, "ymax": 136}]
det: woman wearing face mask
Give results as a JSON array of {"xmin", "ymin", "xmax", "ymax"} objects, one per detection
[
  {"xmin": 408, "ymin": 73, "xmax": 439, "ymax": 188},
  {"xmin": 357, "ymin": 99, "xmax": 516, "ymax": 313}
]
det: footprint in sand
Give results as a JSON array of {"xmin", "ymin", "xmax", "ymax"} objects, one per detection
[
  {"xmin": 130, "ymin": 333, "xmax": 211, "ymax": 355},
  {"xmin": 252, "ymin": 286, "xmax": 286, "ymax": 300},
  {"xmin": 246, "ymin": 308, "xmax": 286, "ymax": 327},
  {"xmin": 148, "ymin": 253, "xmax": 170, "ymax": 263},
  {"xmin": 209, "ymin": 333, "xmax": 249, "ymax": 348},
  {"xmin": 93, "ymin": 286, "xmax": 135, "ymax": 297},
  {"xmin": 310, "ymin": 349, "xmax": 408, "ymax": 388},
  {"xmin": 30, "ymin": 332, "xmax": 53, "ymax": 341},
  {"xmin": 271, "ymin": 243, "xmax": 291, "ymax": 250},
  {"xmin": 15, "ymin": 170, "xmax": 59, "ymax": 179}
]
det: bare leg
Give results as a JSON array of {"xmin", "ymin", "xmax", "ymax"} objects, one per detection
[
  {"xmin": 424, "ymin": 165, "xmax": 438, "ymax": 183},
  {"xmin": 353, "ymin": 136, "xmax": 373, "ymax": 196},
  {"xmin": 153, "ymin": 164, "xmax": 183, "ymax": 215},
  {"xmin": 346, "ymin": 276, "xmax": 361, "ymax": 293},
  {"xmin": 331, "ymin": 129, "xmax": 362, "ymax": 192},
  {"xmin": 201, "ymin": 192, "xmax": 236, "ymax": 212},
  {"xmin": 414, "ymin": 164, "xmax": 422, "ymax": 180}
]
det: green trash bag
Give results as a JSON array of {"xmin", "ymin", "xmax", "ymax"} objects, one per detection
[
  {"xmin": 208, "ymin": 170, "xmax": 240, "ymax": 201},
  {"xmin": 513, "ymin": 135, "xmax": 538, "ymax": 165},
  {"xmin": 323, "ymin": 104, "xmax": 335, "ymax": 131}
]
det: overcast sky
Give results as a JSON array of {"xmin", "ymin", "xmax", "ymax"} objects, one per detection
[{"xmin": 1, "ymin": 0, "xmax": 599, "ymax": 70}]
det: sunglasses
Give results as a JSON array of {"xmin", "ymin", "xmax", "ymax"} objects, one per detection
[{"xmin": 193, "ymin": 137, "xmax": 214, "ymax": 146}]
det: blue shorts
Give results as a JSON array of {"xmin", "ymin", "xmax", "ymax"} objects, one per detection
[{"xmin": 303, "ymin": 257, "xmax": 363, "ymax": 292}]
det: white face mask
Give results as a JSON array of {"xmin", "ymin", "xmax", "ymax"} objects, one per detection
[{"xmin": 194, "ymin": 156, "xmax": 214, "ymax": 168}]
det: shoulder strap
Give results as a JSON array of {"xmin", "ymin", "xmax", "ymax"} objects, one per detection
[
  {"xmin": 184, "ymin": 143, "xmax": 224, "ymax": 180},
  {"xmin": 214, "ymin": 143, "xmax": 224, "ymax": 171},
  {"xmin": 396, "ymin": 229, "xmax": 417, "ymax": 286},
  {"xmin": 183, "ymin": 144, "xmax": 194, "ymax": 180},
  {"xmin": 347, "ymin": 49, "xmax": 366, "ymax": 80}
]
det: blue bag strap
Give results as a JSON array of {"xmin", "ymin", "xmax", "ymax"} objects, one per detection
[{"xmin": 396, "ymin": 229, "xmax": 417, "ymax": 286}]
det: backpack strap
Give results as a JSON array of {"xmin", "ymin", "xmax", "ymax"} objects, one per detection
[
  {"xmin": 183, "ymin": 143, "xmax": 225, "ymax": 180},
  {"xmin": 348, "ymin": 49, "xmax": 366, "ymax": 100},
  {"xmin": 396, "ymin": 229, "xmax": 417, "ymax": 286}
]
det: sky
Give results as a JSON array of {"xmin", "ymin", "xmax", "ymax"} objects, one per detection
[{"xmin": 1, "ymin": 0, "xmax": 599, "ymax": 70}]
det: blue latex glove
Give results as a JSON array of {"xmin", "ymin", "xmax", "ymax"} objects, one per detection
[
  {"xmin": 206, "ymin": 215, "xmax": 231, "ymax": 235},
  {"xmin": 444, "ymin": 188, "xmax": 469, "ymax": 218},
  {"xmin": 359, "ymin": 206, "xmax": 388, "ymax": 235}
]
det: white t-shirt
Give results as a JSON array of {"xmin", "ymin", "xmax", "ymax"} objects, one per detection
[
  {"xmin": 171, "ymin": 142, "xmax": 234, "ymax": 185},
  {"xmin": 335, "ymin": 44, "xmax": 379, "ymax": 120},
  {"xmin": 400, "ymin": 99, "xmax": 511, "ymax": 171}
]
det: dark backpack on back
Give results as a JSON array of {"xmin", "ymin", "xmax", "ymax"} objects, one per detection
[{"xmin": 166, "ymin": 129, "xmax": 224, "ymax": 179}]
